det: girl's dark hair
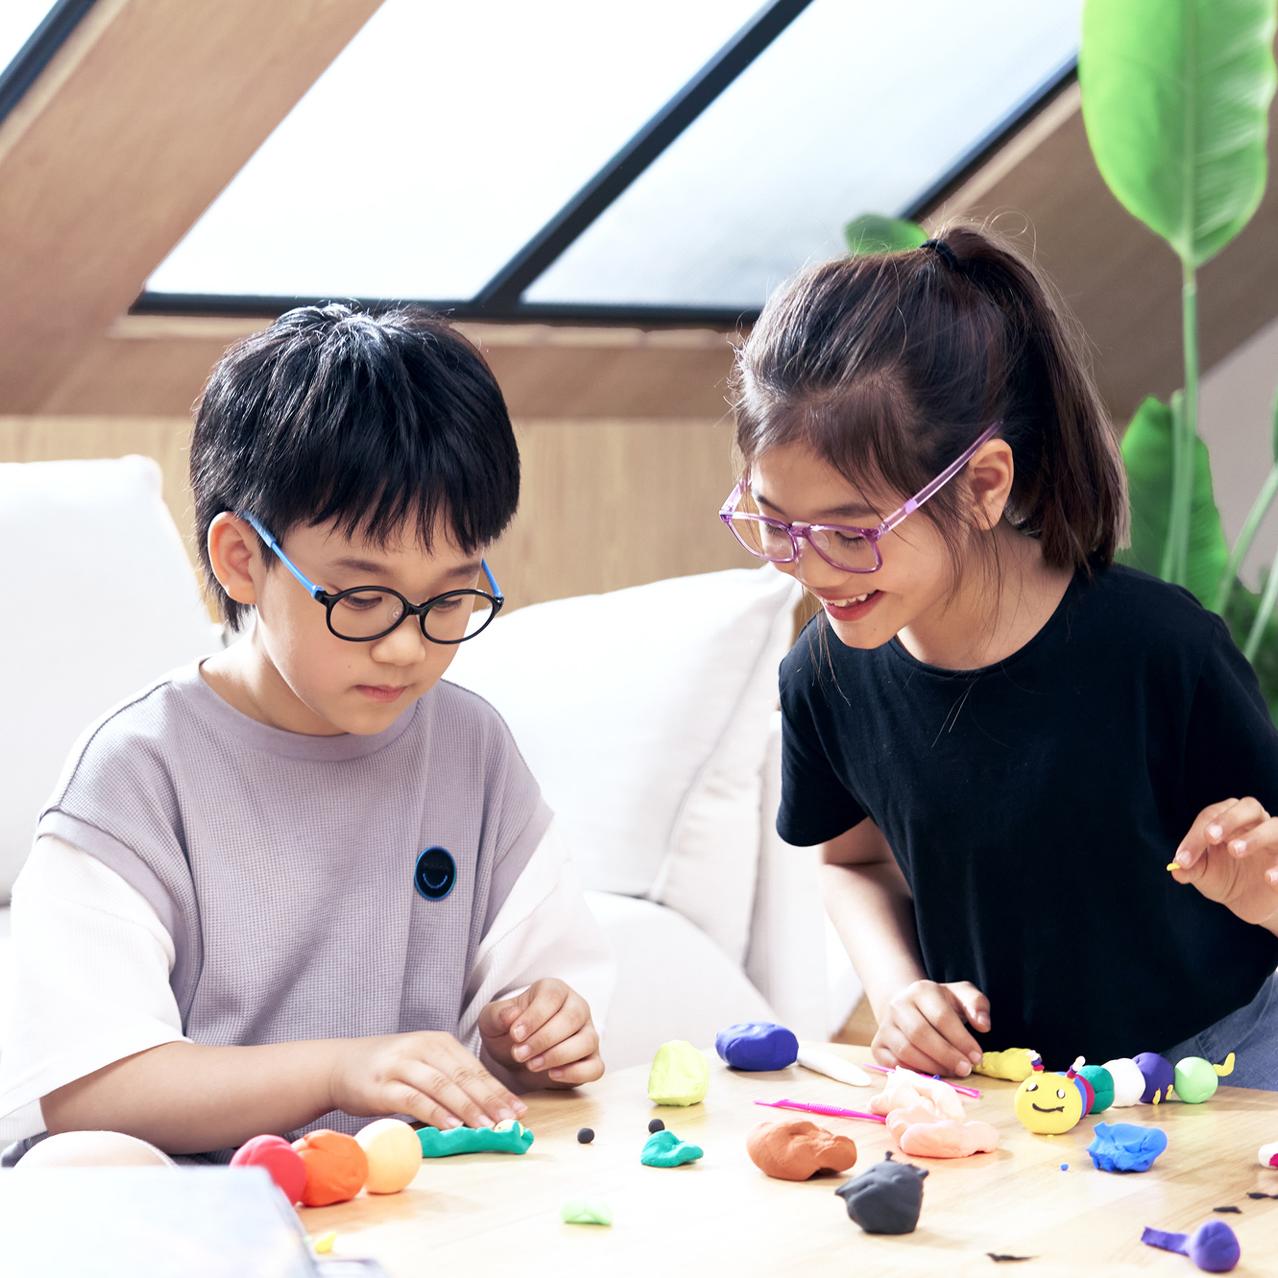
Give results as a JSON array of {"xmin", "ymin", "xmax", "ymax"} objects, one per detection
[
  {"xmin": 190, "ymin": 303, "xmax": 520, "ymax": 630},
  {"xmin": 732, "ymin": 223, "xmax": 1128, "ymax": 576}
]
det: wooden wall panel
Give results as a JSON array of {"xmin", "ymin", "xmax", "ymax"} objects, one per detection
[{"xmin": 0, "ymin": 416, "xmax": 756, "ymax": 613}]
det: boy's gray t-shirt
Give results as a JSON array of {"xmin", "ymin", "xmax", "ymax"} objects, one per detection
[{"xmin": 35, "ymin": 662, "xmax": 551, "ymax": 1140}]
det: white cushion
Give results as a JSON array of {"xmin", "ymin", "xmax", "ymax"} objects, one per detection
[
  {"xmin": 448, "ymin": 566, "xmax": 800, "ymax": 964},
  {"xmin": 0, "ymin": 457, "xmax": 219, "ymax": 901},
  {"xmin": 584, "ymin": 890, "xmax": 773, "ymax": 1070}
]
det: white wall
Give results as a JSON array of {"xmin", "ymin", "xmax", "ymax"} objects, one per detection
[{"xmin": 1200, "ymin": 315, "xmax": 1278, "ymax": 591}]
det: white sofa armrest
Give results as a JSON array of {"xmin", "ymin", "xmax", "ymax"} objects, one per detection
[{"xmin": 745, "ymin": 711, "xmax": 863, "ymax": 1040}]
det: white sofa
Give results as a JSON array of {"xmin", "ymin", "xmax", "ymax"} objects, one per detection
[{"xmin": 0, "ymin": 456, "xmax": 860, "ymax": 1077}]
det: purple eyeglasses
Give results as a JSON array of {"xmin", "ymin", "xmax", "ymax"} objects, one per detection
[{"xmin": 719, "ymin": 421, "xmax": 1002, "ymax": 574}]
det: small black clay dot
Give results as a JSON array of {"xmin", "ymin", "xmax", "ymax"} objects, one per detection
[
  {"xmin": 648, "ymin": 1119, "xmax": 665, "ymax": 1133},
  {"xmin": 576, "ymin": 1127, "xmax": 594, "ymax": 1144}
]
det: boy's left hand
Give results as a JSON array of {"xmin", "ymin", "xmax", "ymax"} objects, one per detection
[
  {"xmin": 478, "ymin": 978, "xmax": 603, "ymax": 1087},
  {"xmin": 1171, "ymin": 797, "xmax": 1278, "ymax": 926}
]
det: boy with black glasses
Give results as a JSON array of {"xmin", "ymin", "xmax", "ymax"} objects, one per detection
[{"xmin": 0, "ymin": 305, "xmax": 612, "ymax": 1163}]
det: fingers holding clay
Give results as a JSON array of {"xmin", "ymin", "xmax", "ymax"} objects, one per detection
[{"xmin": 417, "ymin": 1119, "xmax": 534, "ymax": 1158}]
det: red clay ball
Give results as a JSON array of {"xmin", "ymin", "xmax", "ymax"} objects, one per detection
[
  {"xmin": 230, "ymin": 1134, "xmax": 307, "ymax": 1204},
  {"xmin": 292, "ymin": 1129, "xmax": 369, "ymax": 1207}
]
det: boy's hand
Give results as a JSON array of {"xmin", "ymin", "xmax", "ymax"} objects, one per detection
[
  {"xmin": 478, "ymin": 978, "xmax": 603, "ymax": 1087},
  {"xmin": 1170, "ymin": 797, "xmax": 1278, "ymax": 926},
  {"xmin": 871, "ymin": 979, "xmax": 989, "ymax": 1078},
  {"xmin": 329, "ymin": 1031, "xmax": 526, "ymax": 1130}
]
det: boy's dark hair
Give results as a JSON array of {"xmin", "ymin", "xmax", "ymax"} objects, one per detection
[
  {"xmin": 190, "ymin": 303, "xmax": 520, "ymax": 630},
  {"xmin": 731, "ymin": 223, "xmax": 1129, "ymax": 578}
]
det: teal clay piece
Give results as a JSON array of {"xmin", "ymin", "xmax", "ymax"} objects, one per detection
[
  {"xmin": 560, "ymin": 1199, "xmax": 613, "ymax": 1226},
  {"xmin": 647, "ymin": 1040, "xmax": 709, "ymax": 1107},
  {"xmin": 417, "ymin": 1119, "xmax": 534, "ymax": 1157},
  {"xmin": 641, "ymin": 1129, "xmax": 703, "ymax": 1168}
]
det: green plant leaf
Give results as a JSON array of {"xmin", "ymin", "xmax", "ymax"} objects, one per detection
[
  {"xmin": 1080, "ymin": 0, "xmax": 1278, "ymax": 268},
  {"xmin": 844, "ymin": 214, "xmax": 927, "ymax": 255},
  {"xmin": 1223, "ymin": 580, "xmax": 1278, "ymax": 723},
  {"xmin": 1119, "ymin": 395, "xmax": 1230, "ymax": 603}
]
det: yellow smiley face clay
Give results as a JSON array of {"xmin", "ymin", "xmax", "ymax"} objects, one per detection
[{"xmin": 1014, "ymin": 1071, "xmax": 1084, "ymax": 1135}]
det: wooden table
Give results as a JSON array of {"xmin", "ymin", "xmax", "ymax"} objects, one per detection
[{"xmin": 304, "ymin": 1046, "xmax": 1278, "ymax": 1277}]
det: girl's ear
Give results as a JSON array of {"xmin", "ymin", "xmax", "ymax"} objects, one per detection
[
  {"xmin": 966, "ymin": 439, "xmax": 1015, "ymax": 531},
  {"xmin": 207, "ymin": 513, "xmax": 262, "ymax": 607}
]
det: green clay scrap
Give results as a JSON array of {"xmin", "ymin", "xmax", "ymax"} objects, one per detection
[
  {"xmin": 641, "ymin": 1129, "xmax": 703, "ymax": 1168},
  {"xmin": 647, "ymin": 1040, "xmax": 710, "ymax": 1107},
  {"xmin": 417, "ymin": 1119, "xmax": 534, "ymax": 1158},
  {"xmin": 561, "ymin": 1199, "xmax": 613, "ymax": 1226}
]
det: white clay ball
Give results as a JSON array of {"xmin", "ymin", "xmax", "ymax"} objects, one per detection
[
  {"xmin": 1102, "ymin": 1058, "xmax": 1147, "ymax": 1108},
  {"xmin": 1259, "ymin": 1140, "xmax": 1278, "ymax": 1169},
  {"xmin": 17, "ymin": 1130, "xmax": 174, "ymax": 1169}
]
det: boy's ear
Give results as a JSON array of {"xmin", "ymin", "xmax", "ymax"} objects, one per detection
[
  {"xmin": 966, "ymin": 439, "xmax": 1015, "ymax": 531},
  {"xmin": 207, "ymin": 513, "xmax": 262, "ymax": 607}
]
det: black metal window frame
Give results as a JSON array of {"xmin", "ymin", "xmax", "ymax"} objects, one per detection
[{"xmin": 4, "ymin": 0, "xmax": 1077, "ymax": 330}]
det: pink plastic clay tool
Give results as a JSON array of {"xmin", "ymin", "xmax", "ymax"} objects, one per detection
[
  {"xmin": 754, "ymin": 1099, "xmax": 886, "ymax": 1124},
  {"xmin": 863, "ymin": 1062, "xmax": 981, "ymax": 1099}
]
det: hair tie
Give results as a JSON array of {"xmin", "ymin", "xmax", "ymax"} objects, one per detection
[{"xmin": 921, "ymin": 239, "xmax": 960, "ymax": 272}]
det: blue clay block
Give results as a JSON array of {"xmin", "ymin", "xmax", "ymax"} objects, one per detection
[
  {"xmin": 1088, "ymin": 1122, "xmax": 1168, "ymax": 1173},
  {"xmin": 714, "ymin": 1021, "xmax": 799, "ymax": 1071}
]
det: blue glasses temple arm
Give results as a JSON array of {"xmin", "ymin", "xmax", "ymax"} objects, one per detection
[
  {"xmin": 481, "ymin": 559, "xmax": 503, "ymax": 601},
  {"xmin": 239, "ymin": 512, "xmax": 325, "ymax": 599}
]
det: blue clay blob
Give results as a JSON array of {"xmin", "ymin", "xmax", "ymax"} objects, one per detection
[
  {"xmin": 1088, "ymin": 1122, "xmax": 1168, "ymax": 1173},
  {"xmin": 714, "ymin": 1021, "xmax": 799, "ymax": 1071}
]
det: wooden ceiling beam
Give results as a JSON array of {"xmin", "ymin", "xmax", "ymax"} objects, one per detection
[
  {"xmin": 0, "ymin": 0, "xmax": 383, "ymax": 413},
  {"xmin": 37, "ymin": 315, "xmax": 740, "ymax": 421},
  {"xmin": 933, "ymin": 81, "xmax": 1278, "ymax": 425}
]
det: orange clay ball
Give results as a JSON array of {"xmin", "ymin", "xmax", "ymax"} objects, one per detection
[
  {"xmin": 292, "ymin": 1129, "xmax": 369, "ymax": 1207},
  {"xmin": 354, "ymin": 1118, "xmax": 421, "ymax": 1194}
]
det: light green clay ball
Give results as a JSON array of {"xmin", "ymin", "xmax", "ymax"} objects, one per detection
[{"xmin": 1174, "ymin": 1056, "xmax": 1219, "ymax": 1104}]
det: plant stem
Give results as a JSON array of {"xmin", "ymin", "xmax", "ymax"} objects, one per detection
[
  {"xmin": 1245, "ymin": 540, "xmax": 1278, "ymax": 663},
  {"xmin": 1169, "ymin": 264, "xmax": 1200, "ymax": 589},
  {"xmin": 1215, "ymin": 463, "xmax": 1278, "ymax": 614}
]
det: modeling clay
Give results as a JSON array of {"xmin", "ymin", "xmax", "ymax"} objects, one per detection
[
  {"xmin": 746, "ymin": 1119, "xmax": 857, "ymax": 1181},
  {"xmin": 640, "ymin": 1129, "xmax": 703, "ymax": 1167},
  {"xmin": 1174, "ymin": 1054, "xmax": 1235, "ymax": 1104},
  {"xmin": 354, "ymin": 1118, "xmax": 420, "ymax": 1194},
  {"xmin": 561, "ymin": 1199, "xmax": 612, "ymax": 1225},
  {"xmin": 648, "ymin": 1040, "xmax": 709, "ymax": 1106},
  {"xmin": 231, "ymin": 1135, "xmax": 307, "ymax": 1204},
  {"xmin": 1101, "ymin": 1057, "xmax": 1147, "ymax": 1107},
  {"xmin": 1014, "ymin": 1071, "xmax": 1084, "ymax": 1134},
  {"xmin": 293, "ymin": 1130, "xmax": 368, "ymax": 1207},
  {"xmin": 1134, "ymin": 1052, "xmax": 1174, "ymax": 1104},
  {"xmin": 715, "ymin": 1021, "xmax": 799, "ymax": 1071},
  {"xmin": 577, "ymin": 1128, "xmax": 595, "ymax": 1144},
  {"xmin": 417, "ymin": 1119, "xmax": 534, "ymax": 1157},
  {"xmin": 1087, "ymin": 1122, "xmax": 1168, "ymax": 1173},
  {"xmin": 1141, "ymin": 1220, "xmax": 1240, "ymax": 1272},
  {"xmin": 835, "ymin": 1152, "xmax": 927, "ymax": 1234},
  {"xmin": 974, "ymin": 1048, "xmax": 1041, "ymax": 1082}
]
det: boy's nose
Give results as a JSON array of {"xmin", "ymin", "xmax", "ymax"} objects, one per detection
[{"xmin": 369, "ymin": 618, "xmax": 429, "ymax": 664}]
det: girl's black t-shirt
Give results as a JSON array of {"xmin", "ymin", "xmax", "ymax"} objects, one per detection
[{"xmin": 778, "ymin": 563, "xmax": 1278, "ymax": 1068}]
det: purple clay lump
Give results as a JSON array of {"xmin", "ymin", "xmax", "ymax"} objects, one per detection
[
  {"xmin": 714, "ymin": 1021, "xmax": 800, "ymax": 1071},
  {"xmin": 1142, "ymin": 1220, "xmax": 1240, "ymax": 1273},
  {"xmin": 648, "ymin": 1119, "xmax": 665, "ymax": 1134},
  {"xmin": 1133, "ymin": 1052, "xmax": 1174, "ymax": 1105},
  {"xmin": 576, "ymin": 1127, "xmax": 594, "ymax": 1145}
]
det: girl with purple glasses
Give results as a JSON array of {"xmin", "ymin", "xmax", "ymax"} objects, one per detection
[{"xmin": 721, "ymin": 225, "xmax": 1278, "ymax": 1087}]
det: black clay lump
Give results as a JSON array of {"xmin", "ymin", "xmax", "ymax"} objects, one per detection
[{"xmin": 835, "ymin": 1151, "xmax": 928, "ymax": 1235}]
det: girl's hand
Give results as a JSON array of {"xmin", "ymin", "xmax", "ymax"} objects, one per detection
[
  {"xmin": 1171, "ymin": 797, "xmax": 1278, "ymax": 926},
  {"xmin": 871, "ymin": 979, "xmax": 990, "ymax": 1077},
  {"xmin": 328, "ymin": 1031, "xmax": 526, "ymax": 1130},
  {"xmin": 478, "ymin": 978, "xmax": 604, "ymax": 1087}
]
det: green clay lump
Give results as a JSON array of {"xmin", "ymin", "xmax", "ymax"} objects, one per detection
[
  {"xmin": 641, "ymin": 1129, "xmax": 703, "ymax": 1168},
  {"xmin": 417, "ymin": 1119, "xmax": 534, "ymax": 1157}
]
